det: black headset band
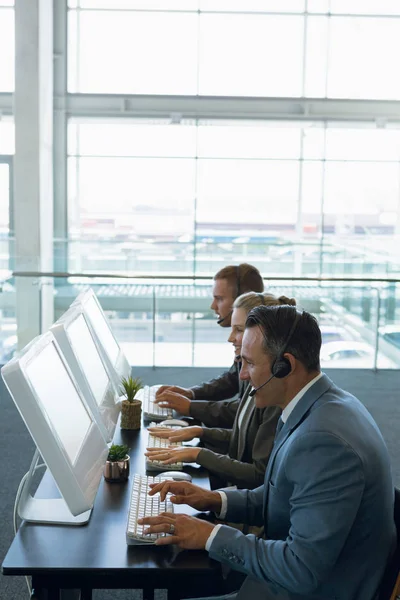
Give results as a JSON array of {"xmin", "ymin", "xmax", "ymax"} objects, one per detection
[
  {"xmin": 236, "ymin": 265, "xmax": 241, "ymax": 298},
  {"xmin": 276, "ymin": 310, "xmax": 302, "ymax": 360}
]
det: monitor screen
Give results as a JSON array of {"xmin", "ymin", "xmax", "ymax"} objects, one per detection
[
  {"xmin": 68, "ymin": 315, "xmax": 109, "ymax": 408},
  {"xmin": 84, "ymin": 296, "xmax": 119, "ymax": 366},
  {"xmin": 26, "ymin": 341, "xmax": 92, "ymax": 465},
  {"xmin": 1, "ymin": 332, "xmax": 109, "ymax": 523}
]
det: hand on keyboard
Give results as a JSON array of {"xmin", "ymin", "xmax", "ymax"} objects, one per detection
[
  {"xmin": 147, "ymin": 425, "xmax": 203, "ymax": 443},
  {"xmin": 146, "ymin": 432, "xmax": 183, "ymax": 471},
  {"xmin": 153, "ymin": 391, "xmax": 191, "ymax": 416},
  {"xmin": 126, "ymin": 474, "xmax": 174, "ymax": 545},
  {"xmin": 155, "ymin": 385, "xmax": 194, "ymax": 400},
  {"xmin": 145, "ymin": 446, "xmax": 201, "ymax": 465},
  {"xmin": 138, "ymin": 512, "xmax": 216, "ymax": 549},
  {"xmin": 148, "ymin": 479, "xmax": 222, "ymax": 511},
  {"xmin": 139, "ymin": 386, "xmax": 173, "ymax": 421}
]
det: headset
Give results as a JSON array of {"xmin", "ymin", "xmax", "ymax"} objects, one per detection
[
  {"xmin": 249, "ymin": 309, "xmax": 303, "ymax": 397},
  {"xmin": 235, "ymin": 265, "xmax": 241, "ymax": 299},
  {"xmin": 217, "ymin": 265, "xmax": 242, "ymax": 325}
]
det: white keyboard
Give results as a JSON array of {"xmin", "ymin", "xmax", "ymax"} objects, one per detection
[
  {"xmin": 146, "ymin": 431, "xmax": 183, "ymax": 472},
  {"xmin": 126, "ymin": 474, "xmax": 174, "ymax": 545},
  {"xmin": 138, "ymin": 385, "xmax": 173, "ymax": 422}
]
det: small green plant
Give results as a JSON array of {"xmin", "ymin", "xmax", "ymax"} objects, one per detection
[
  {"xmin": 120, "ymin": 376, "xmax": 143, "ymax": 403},
  {"xmin": 107, "ymin": 444, "xmax": 129, "ymax": 462}
]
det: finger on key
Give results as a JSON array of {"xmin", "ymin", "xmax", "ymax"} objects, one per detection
[
  {"xmin": 138, "ymin": 514, "xmax": 174, "ymax": 525},
  {"xmin": 149, "ymin": 481, "xmax": 172, "ymax": 501},
  {"xmin": 144, "ymin": 522, "xmax": 175, "ymax": 535}
]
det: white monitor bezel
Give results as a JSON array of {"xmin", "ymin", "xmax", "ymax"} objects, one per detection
[
  {"xmin": 72, "ymin": 288, "xmax": 131, "ymax": 387},
  {"xmin": 51, "ymin": 305, "xmax": 121, "ymax": 442},
  {"xmin": 1, "ymin": 332, "xmax": 109, "ymax": 520}
]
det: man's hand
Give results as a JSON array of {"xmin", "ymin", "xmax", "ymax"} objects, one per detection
[
  {"xmin": 138, "ymin": 512, "xmax": 215, "ymax": 548},
  {"xmin": 156, "ymin": 385, "xmax": 193, "ymax": 400},
  {"xmin": 147, "ymin": 425, "xmax": 203, "ymax": 443},
  {"xmin": 145, "ymin": 446, "xmax": 201, "ymax": 464},
  {"xmin": 154, "ymin": 391, "xmax": 191, "ymax": 415},
  {"xmin": 148, "ymin": 480, "xmax": 222, "ymax": 513}
]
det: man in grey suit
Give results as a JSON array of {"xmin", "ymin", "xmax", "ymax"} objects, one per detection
[{"xmin": 140, "ymin": 305, "xmax": 396, "ymax": 600}]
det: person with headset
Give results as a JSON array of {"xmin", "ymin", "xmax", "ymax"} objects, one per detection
[
  {"xmin": 146, "ymin": 292, "xmax": 287, "ymax": 491},
  {"xmin": 154, "ymin": 263, "xmax": 264, "ymax": 415},
  {"xmin": 139, "ymin": 305, "xmax": 395, "ymax": 600}
]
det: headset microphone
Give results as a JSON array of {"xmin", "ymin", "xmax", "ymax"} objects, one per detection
[
  {"xmin": 217, "ymin": 310, "xmax": 233, "ymax": 325},
  {"xmin": 249, "ymin": 374, "xmax": 275, "ymax": 397}
]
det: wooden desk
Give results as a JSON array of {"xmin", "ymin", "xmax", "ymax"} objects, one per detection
[{"xmin": 2, "ymin": 422, "xmax": 223, "ymax": 600}]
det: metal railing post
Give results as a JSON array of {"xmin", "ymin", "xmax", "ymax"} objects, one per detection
[
  {"xmin": 373, "ymin": 287, "xmax": 382, "ymax": 372},
  {"xmin": 152, "ymin": 286, "xmax": 156, "ymax": 370}
]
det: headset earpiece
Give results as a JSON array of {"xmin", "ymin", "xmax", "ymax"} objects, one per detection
[{"xmin": 271, "ymin": 357, "xmax": 292, "ymax": 379}]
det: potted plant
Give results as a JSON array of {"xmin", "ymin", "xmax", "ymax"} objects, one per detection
[
  {"xmin": 120, "ymin": 376, "xmax": 143, "ymax": 430},
  {"xmin": 103, "ymin": 444, "xmax": 130, "ymax": 482}
]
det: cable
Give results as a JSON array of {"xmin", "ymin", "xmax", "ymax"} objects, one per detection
[{"xmin": 13, "ymin": 452, "xmax": 46, "ymax": 597}]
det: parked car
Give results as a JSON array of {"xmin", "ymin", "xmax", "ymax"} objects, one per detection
[
  {"xmin": 0, "ymin": 334, "xmax": 17, "ymax": 364},
  {"xmin": 320, "ymin": 325, "xmax": 354, "ymax": 344},
  {"xmin": 379, "ymin": 325, "xmax": 400, "ymax": 350},
  {"xmin": 320, "ymin": 340, "xmax": 395, "ymax": 369}
]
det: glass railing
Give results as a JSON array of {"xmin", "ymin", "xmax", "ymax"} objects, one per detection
[
  {"xmin": 2, "ymin": 234, "xmax": 400, "ymax": 278},
  {"xmin": 1, "ymin": 272, "xmax": 400, "ymax": 370},
  {"xmin": 63, "ymin": 237, "xmax": 400, "ymax": 279}
]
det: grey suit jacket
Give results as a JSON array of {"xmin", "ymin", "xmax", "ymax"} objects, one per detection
[
  {"xmin": 196, "ymin": 384, "xmax": 281, "ymax": 489},
  {"xmin": 208, "ymin": 374, "xmax": 396, "ymax": 600},
  {"xmin": 190, "ymin": 361, "xmax": 245, "ymax": 401}
]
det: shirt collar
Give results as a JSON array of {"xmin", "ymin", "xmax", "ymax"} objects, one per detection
[{"xmin": 281, "ymin": 372, "xmax": 324, "ymax": 423}]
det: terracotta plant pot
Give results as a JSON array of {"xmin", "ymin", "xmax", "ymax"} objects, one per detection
[
  {"xmin": 120, "ymin": 399, "xmax": 142, "ymax": 430},
  {"xmin": 103, "ymin": 455, "xmax": 130, "ymax": 482}
]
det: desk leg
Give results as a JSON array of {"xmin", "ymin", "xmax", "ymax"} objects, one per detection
[
  {"xmin": 143, "ymin": 587, "xmax": 155, "ymax": 600},
  {"xmin": 30, "ymin": 584, "xmax": 59, "ymax": 600},
  {"xmin": 60, "ymin": 591, "xmax": 82, "ymax": 600}
]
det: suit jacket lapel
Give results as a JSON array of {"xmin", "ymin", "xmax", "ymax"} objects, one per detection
[
  {"xmin": 263, "ymin": 373, "xmax": 332, "ymax": 514},
  {"xmin": 229, "ymin": 383, "xmax": 252, "ymax": 460}
]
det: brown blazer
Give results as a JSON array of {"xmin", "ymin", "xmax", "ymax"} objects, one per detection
[{"xmin": 195, "ymin": 384, "xmax": 281, "ymax": 489}]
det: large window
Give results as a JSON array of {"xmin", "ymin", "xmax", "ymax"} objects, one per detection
[
  {"xmin": 68, "ymin": 119, "xmax": 400, "ymax": 277},
  {"xmin": 0, "ymin": 3, "xmax": 14, "ymax": 91},
  {"xmin": 4, "ymin": 0, "xmax": 400, "ymax": 370},
  {"xmin": 0, "ymin": 119, "xmax": 14, "ymax": 272},
  {"xmin": 68, "ymin": 1, "xmax": 400, "ymax": 99}
]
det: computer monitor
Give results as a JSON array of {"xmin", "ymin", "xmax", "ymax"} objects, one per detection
[
  {"xmin": 51, "ymin": 304, "xmax": 121, "ymax": 442},
  {"xmin": 1, "ymin": 332, "xmax": 109, "ymax": 525},
  {"xmin": 72, "ymin": 288, "xmax": 131, "ymax": 389}
]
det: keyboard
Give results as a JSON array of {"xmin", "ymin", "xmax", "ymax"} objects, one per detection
[
  {"xmin": 138, "ymin": 385, "xmax": 173, "ymax": 421},
  {"xmin": 126, "ymin": 474, "xmax": 174, "ymax": 545},
  {"xmin": 146, "ymin": 431, "xmax": 183, "ymax": 472}
]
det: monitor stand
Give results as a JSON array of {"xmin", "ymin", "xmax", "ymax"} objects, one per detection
[{"xmin": 18, "ymin": 449, "xmax": 92, "ymax": 526}]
